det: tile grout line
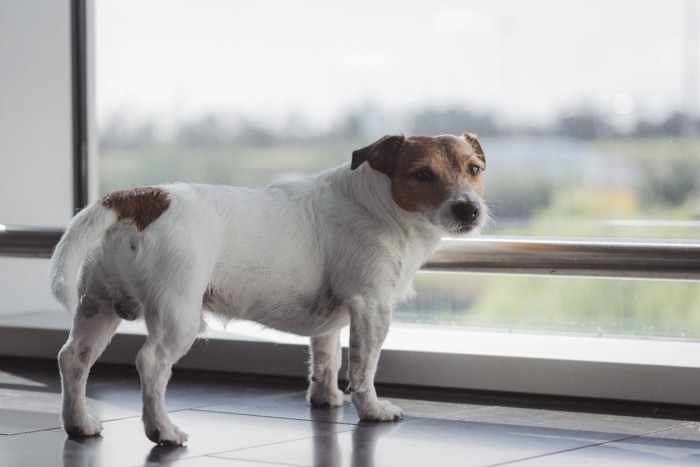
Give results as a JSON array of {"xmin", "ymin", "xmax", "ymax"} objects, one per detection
[
  {"xmin": 2, "ymin": 402, "xmax": 351, "ymax": 438},
  {"xmin": 484, "ymin": 434, "xmax": 645, "ymax": 467},
  {"xmin": 485, "ymin": 422, "xmax": 697, "ymax": 467},
  {"xmin": 189, "ymin": 407, "xmax": 360, "ymax": 426},
  {"xmin": 206, "ymin": 452, "xmax": 309, "ymax": 467},
  {"xmin": 4, "ymin": 413, "xmax": 146, "ymax": 437},
  {"xmin": 196, "ymin": 429, "xmax": 356, "ymax": 459}
]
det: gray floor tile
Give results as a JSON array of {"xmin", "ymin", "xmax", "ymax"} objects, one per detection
[
  {"xmin": 196, "ymin": 390, "xmax": 362, "ymax": 425},
  {"xmin": 194, "ymin": 389, "xmax": 484, "ymax": 425},
  {"xmin": 0, "ymin": 358, "xmax": 303, "ymax": 434},
  {"xmin": 0, "ymin": 384, "xmax": 138, "ymax": 435},
  {"xmin": 0, "ymin": 428, "xmax": 95, "ymax": 467},
  {"xmin": 509, "ymin": 423, "xmax": 700, "ymax": 466},
  {"xmin": 0, "ymin": 410, "xmax": 352, "ymax": 467},
  {"xmin": 2, "ymin": 358, "xmax": 700, "ymax": 467},
  {"xmin": 391, "ymin": 396, "xmax": 493, "ymax": 421},
  {"xmin": 648, "ymin": 422, "xmax": 700, "ymax": 442},
  {"xmin": 214, "ymin": 415, "xmax": 639, "ymax": 467},
  {"xmin": 171, "ymin": 457, "xmax": 299, "ymax": 466},
  {"xmin": 85, "ymin": 370, "xmax": 299, "ymax": 414},
  {"xmin": 451, "ymin": 405, "xmax": 689, "ymax": 436},
  {"xmin": 0, "ymin": 406, "xmax": 63, "ymax": 435}
]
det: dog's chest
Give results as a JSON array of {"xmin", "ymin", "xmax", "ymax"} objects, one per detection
[{"xmin": 393, "ymin": 237, "xmax": 439, "ymax": 301}]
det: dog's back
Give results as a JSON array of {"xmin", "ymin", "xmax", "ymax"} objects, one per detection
[{"xmin": 49, "ymin": 163, "xmax": 425, "ymax": 329}]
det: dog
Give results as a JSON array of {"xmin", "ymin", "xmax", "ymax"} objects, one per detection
[{"xmin": 49, "ymin": 132, "xmax": 487, "ymax": 445}]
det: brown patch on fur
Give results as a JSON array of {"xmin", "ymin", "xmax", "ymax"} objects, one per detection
[
  {"xmin": 389, "ymin": 134, "xmax": 486, "ymax": 212},
  {"xmin": 351, "ymin": 135, "xmax": 405, "ymax": 174},
  {"xmin": 101, "ymin": 187, "xmax": 171, "ymax": 231}
]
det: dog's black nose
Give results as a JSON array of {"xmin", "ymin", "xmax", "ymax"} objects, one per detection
[{"xmin": 452, "ymin": 202, "xmax": 480, "ymax": 223}]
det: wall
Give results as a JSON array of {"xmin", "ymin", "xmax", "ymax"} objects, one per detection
[{"xmin": 0, "ymin": 0, "xmax": 73, "ymax": 314}]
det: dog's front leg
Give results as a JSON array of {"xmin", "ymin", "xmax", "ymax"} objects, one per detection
[
  {"xmin": 307, "ymin": 331, "xmax": 345, "ymax": 407},
  {"xmin": 348, "ymin": 306, "xmax": 403, "ymax": 421}
]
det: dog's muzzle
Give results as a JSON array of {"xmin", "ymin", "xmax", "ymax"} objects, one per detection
[
  {"xmin": 450, "ymin": 201, "xmax": 482, "ymax": 232},
  {"xmin": 452, "ymin": 201, "xmax": 479, "ymax": 223}
]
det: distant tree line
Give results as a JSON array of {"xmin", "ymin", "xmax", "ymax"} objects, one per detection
[{"xmin": 100, "ymin": 106, "xmax": 700, "ymax": 149}]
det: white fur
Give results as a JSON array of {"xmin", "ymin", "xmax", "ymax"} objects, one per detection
[{"xmin": 51, "ymin": 161, "xmax": 486, "ymax": 445}]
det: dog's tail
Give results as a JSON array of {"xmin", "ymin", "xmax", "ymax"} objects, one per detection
[{"xmin": 49, "ymin": 202, "xmax": 118, "ymax": 312}]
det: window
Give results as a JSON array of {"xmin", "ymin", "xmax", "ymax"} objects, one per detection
[
  {"xmin": 2, "ymin": 0, "xmax": 699, "ymax": 406},
  {"xmin": 95, "ymin": 0, "xmax": 700, "ymax": 340}
]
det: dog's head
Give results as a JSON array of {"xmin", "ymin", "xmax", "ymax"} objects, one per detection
[{"xmin": 351, "ymin": 133, "xmax": 488, "ymax": 234}]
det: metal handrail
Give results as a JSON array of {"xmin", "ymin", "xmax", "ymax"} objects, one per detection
[
  {"xmin": 1, "ymin": 225, "xmax": 699, "ymax": 281},
  {"xmin": 0, "ymin": 225, "xmax": 63, "ymax": 258},
  {"xmin": 426, "ymin": 237, "xmax": 700, "ymax": 281}
]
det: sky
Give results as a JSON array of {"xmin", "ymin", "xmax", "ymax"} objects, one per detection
[{"xmin": 95, "ymin": 0, "xmax": 697, "ymax": 131}]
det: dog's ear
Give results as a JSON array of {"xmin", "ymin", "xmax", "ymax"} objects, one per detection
[
  {"xmin": 351, "ymin": 135, "xmax": 405, "ymax": 174},
  {"xmin": 463, "ymin": 132, "xmax": 485, "ymax": 161}
]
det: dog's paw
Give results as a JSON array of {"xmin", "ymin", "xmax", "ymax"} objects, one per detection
[
  {"xmin": 353, "ymin": 394, "xmax": 404, "ymax": 422},
  {"xmin": 307, "ymin": 383, "xmax": 345, "ymax": 407},
  {"xmin": 364, "ymin": 400, "xmax": 404, "ymax": 421},
  {"xmin": 145, "ymin": 423, "xmax": 188, "ymax": 446},
  {"xmin": 64, "ymin": 414, "xmax": 103, "ymax": 437}
]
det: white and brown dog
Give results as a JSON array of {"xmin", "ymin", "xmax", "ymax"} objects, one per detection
[{"xmin": 49, "ymin": 132, "xmax": 487, "ymax": 445}]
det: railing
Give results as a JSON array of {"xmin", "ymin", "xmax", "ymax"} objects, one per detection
[
  {"xmin": 2, "ymin": 224, "xmax": 699, "ymax": 281},
  {"xmin": 426, "ymin": 237, "xmax": 700, "ymax": 281},
  {"xmin": 0, "ymin": 225, "xmax": 64, "ymax": 258}
]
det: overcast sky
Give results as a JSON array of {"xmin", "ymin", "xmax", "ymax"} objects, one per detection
[{"xmin": 95, "ymin": 0, "xmax": 696, "ymax": 130}]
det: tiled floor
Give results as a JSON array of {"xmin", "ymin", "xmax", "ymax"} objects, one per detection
[{"xmin": 1, "ymin": 358, "xmax": 699, "ymax": 466}]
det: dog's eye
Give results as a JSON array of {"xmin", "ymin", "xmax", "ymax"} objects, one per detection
[
  {"xmin": 469, "ymin": 165, "xmax": 481, "ymax": 175},
  {"xmin": 413, "ymin": 169, "xmax": 436, "ymax": 182}
]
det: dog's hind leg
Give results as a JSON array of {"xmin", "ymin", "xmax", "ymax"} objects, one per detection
[
  {"xmin": 307, "ymin": 330, "xmax": 344, "ymax": 407},
  {"xmin": 58, "ymin": 292, "xmax": 121, "ymax": 437},
  {"xmin": 136, "ymin": 293, "xmax": 201, "ymax": 446}
]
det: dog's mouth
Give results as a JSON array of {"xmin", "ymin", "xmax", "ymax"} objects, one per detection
[
  {"xmin": 456, "ymin": 222, "xmax": 480, "ymax": 233},
  {"xmin": 446, "ymin": 220, "xmax": 481, "ymax": 235},
  {"xmin": 424, "ymin": 199, "xmax": 489, "ymax": 235},
  {"xmin": 426, "ymin": 214, "xmax": 481, "ymax": 235},
  {"xmin": 437, "ymin": 201, "xmax": 490, "ymax": 235}
]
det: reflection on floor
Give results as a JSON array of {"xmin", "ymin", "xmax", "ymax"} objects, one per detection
[{"xmin": 0, "ymin": 357, "xmax": 699, "ymax": 466}]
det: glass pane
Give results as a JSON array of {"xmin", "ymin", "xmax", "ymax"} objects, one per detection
[
  {"xmin": 398, "ymin": 272, "xmax": 700, "ymax": 339},
  {"xmin": 95, "ymin": 0, "xmax": 700, "ymax": 339},
  {"xmin": 96, "ymin": 0, "xmax": 700, "ymax": 240}
]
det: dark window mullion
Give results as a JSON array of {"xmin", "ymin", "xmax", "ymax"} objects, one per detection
[{"xmin": 71, "ymin": 0, "xmax": 88, "ymax": 213}]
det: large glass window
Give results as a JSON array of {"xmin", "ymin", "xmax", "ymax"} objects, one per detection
[{"xmin": 95, "ymin": 0, "xmax": 699, "ymax": 339}]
